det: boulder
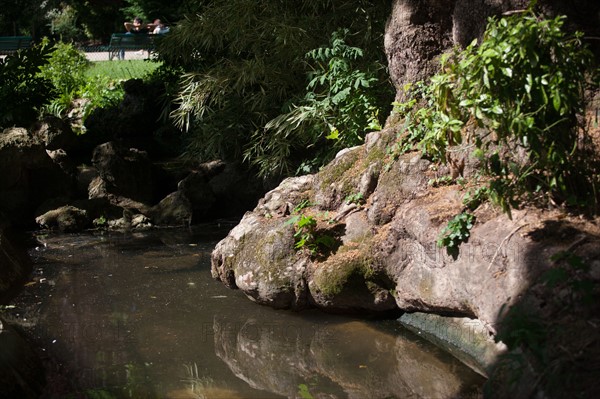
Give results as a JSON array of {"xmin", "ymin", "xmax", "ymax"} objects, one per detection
[
  {"xmin": 91, "ymin": 141, "xmax": 156, "ymax": 204},
  {"xmin": 30, "ymin": 116, "xmax": 77, "ymax": 151},
  {"xmin": 0, "ymin": 128, "xmax": 75, "ymax": 226},
  {"xmin": 35, "ymin": 205, "xmax": 90, "ymax": 232},
  {"xmin": 148, "ymin": 191, "xmax": 192, "ymax": 227},
  {"xmin": 210, "ymin": 127, "xmax": 600, "ymax": 398},
  {"xmin": 177, "ymin": 171, "xmax": 216, "ymax": 221}
]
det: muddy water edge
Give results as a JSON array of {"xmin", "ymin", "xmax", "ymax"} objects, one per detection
[{"xmin": 2, "ymin": 222, "xmax": 485, "ymax": 398}]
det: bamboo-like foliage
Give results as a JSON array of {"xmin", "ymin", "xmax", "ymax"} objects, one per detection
[{"xmin": 157, "ymin": 0, "xmax": 392, "ymax": 177}]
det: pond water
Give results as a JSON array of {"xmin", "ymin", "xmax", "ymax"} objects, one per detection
[{"xmin": 8, "ymin": 222, "xmax": 484, "ymax": 398}]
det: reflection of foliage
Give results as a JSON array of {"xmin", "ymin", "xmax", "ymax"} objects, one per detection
[
  {"xmin": 183, "ymin": 362, "xmax": 217, "ymax": 399},
  {"xmin": 84, "ymin": 389, "xmax": 118, "ymax": 399},
  {"xmin": 123, "ymin": 362, "xmax": 153, "ymax": 397}
]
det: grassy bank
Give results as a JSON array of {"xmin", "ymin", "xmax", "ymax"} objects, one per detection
[{"xmin": 86, "ymin": 59, "xmax": 161, "ymax": 81}]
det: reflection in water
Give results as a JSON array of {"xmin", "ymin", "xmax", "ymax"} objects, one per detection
[
  {"xmin": 9, "ymin": 225, "xmax": 484, "ymax": 398},
  {"xmin": 212, "ymin": 316, "xmax": 483, "ymax": 399}
]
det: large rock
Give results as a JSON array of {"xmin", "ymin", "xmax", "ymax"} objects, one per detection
[
  {"xmin": 177, "ymin": 171, "xmax": 216, "ymax": 221},
  {"xmin": 35, "ymin": 205, "xmax": 90, "ymax": 232},
  {"xmin": 30, "ymin": 116, "xmax": 77, "ymax": 151},
  {"xmin": 91, "ymin": 141, "xmax": 157, "ymax": 204},
  {"xmin": 148, "ymin": 191, "xmax": 192, "ymax": 226},
  {"xmin": 0, "ymin": 128, "xmax": 74, "ymax": 226},
  {"xmin": 211, "ymin": 127, "xmax": 600, "ymax": 397}
]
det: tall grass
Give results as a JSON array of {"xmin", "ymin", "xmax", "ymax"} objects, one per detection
[{"xmin": 86, "ymin": 59, "xmax": 161, "ymax": 81}]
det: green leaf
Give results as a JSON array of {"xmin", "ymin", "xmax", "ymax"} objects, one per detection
[{"xmin": 326, "ymin": 128, "xmax": 340, "ymax": 140}]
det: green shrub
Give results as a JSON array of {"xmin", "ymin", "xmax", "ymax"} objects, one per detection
[
  {"xmin": 0, "ymin": 44, "xmax": 53, "ymax": 128},
  {"xmin": 244, "ymin": 29, "xmax": 390, "ymax": 178},
  {"xmin": 392, "ymin": 11, "xmax": 597, "ymax": 255},
  {"xmin": 398, "ymin": 12, "xmax": 595, "ymax": 214},
  {"xmin": 39, "ymin": 40, "xmax": 90, "ymax": 97},
  {"xmin": 38, "ymin": 40, "xmax": 91, "ymax": 118},
  {"xmin": 164, "ymin": 1, "xmax": 391, "ymax": 179}
]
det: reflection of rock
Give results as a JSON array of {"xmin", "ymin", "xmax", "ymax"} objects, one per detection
[
  {"xmin": 0, "ymin": 321, "xmax": 45, "ymax": 398},
  {"xmin": 0, "ymin": 224, "xmax": 32, "ymax": 301},
  {"xmin": 213, "ymin": 316, "xmax": 484, "ymax": 398}
]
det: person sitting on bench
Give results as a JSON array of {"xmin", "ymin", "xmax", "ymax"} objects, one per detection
[
  {"xmin": 120, "ymin": 17, "xmax": 150, "ymax": 59},
  {"xmin": 124, "ymin": 17, "xmax": 150, "ymax": 34}
]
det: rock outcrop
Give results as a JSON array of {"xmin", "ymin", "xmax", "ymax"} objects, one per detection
[
  {"xmin": 0, "ymin": 127, "xmax": 75, "ymax": 226},
  {"xmin": 211, "ymin": 1, "xmax": 600, "ymax": 396},
  {"xmin": 212, "ymin": 127, "xmax": 600, "ymax": 323}
]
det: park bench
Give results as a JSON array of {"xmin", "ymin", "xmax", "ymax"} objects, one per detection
[
  {"xmin": 0, "ymin": 36, "xmax": 33, "ymax": 55},
  {"xmin": 107, "ymin": 33, "xmax": 156, "ymax": 60}
]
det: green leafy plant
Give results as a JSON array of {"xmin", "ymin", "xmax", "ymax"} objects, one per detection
[
  {"xmin": 437, "ymin": 212, "xmax": 476, "ymax": 259},
  {"xmin": 93, "ymin": 215, "xmax": 108, "ymax": 227},
  {"xmin": 393, "ymin": 11, "xmax": 596, "ymax": 256},
  {"xmin": 423, "ymin": 12, "xmax": 592, "ymax": 211},
  {"xmin": 37, "ymin": 41, "xmax": 129, "ymax": 130},
  {"xmin": 77, "ymin": 76, "xmax": 124, "ymax": 123},
  {"xmin": 39, "ymin": 40, "xmax": 90, "ymax": 100},
  {"xmin": 286, "ymin": 204, "xmax": 338, "ymax": 256},
  {"xmin": 292, "ymin": 214, "xmax": 318, "ymax": 251},
  {"xmin": 0, "ymin": 44, "xmax": 53, "ymax": 128},
  {"xmin": 245, "ymin": 28, "xmax": 389, "ymax": 178},
  {"xmin": 344, "ymin": 192, "xmax": 364, "ymax": 205},
  {"xmin": 164, "ymin": 2, "xmax": 392, "ymax": 181},
  {"xmin": 427, "ymin": 175, "xmax": 455, "ymax": 187},
  {"xmin": 298, "ymin": 383, "xmax": 315, "ymax": 399},
  {"xmin": 462, "ymin": 186, "xmax": 490, "ymax": 211}
]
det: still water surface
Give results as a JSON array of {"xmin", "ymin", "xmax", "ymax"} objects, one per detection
[{"xmin": 14, "ymin": 222, "xmax": 484, "ymax": 398}]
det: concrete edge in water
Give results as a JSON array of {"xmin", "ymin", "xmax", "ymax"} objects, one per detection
[{"xmin": 398, "ymin": 312, "xmax": 507, "ymax": 377}]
